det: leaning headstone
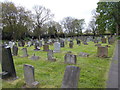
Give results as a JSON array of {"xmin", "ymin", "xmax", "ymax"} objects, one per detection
[
  {"xmin": 0, "ymin": 45, "xmax": 17, "ymax": 79},
  {"xmin": 21, "ymin": 48, "xmax": 29, "ymax": 57},
  {"xmin": 97, "ymin": 46, "xmax": 108, "ymax": 58},
  {"xmin": 47, "ymin": 50, "xmax": 56, "ymax": 62},
  {"xmin": 43, "ymin": 44, "xmax": 49, "ymax": 51},
  {"xmin": 78, "ymin": 52, "xmax": 89, "ymax": 57},
  {"xmin": 64, "ymin": 53, "xmax": 77, "ymax": 64},
  {"xmin": 23, "ymin": 64, "xmax": 39, "ymax": 87},
  {"xmin": 30, "ymin": 54, "xmax": 40, "ymax": 60},
  {"xmin": 61, "ymin": 65, "xmax": 80, "ymax": 88},
  {"xmin": 12, "ymin": 45, "xmax": 18, "ymax": 56},
  {"xmin": 69, "ymin": 41, "xmax": 74, "ymax": 48},
  {"xmin": 54, "ymin": 42, "xmax": 60, "ymax": 52}
]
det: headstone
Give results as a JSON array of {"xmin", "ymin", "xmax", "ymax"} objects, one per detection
[
  {"xmin": 43, "ymin": 44, "xmax": 49, "ymax": 51},
  {"xmin": 69, "ymin": 41, "xmax": 74, "ymax": 48},
  {"xmin": 95, "ymin": 44, "xmax": 101, "ymax": 47},
  {"xmin": 97, "ymin": 46, "xmax": 108, "ymax": 58},
  {"xmin": 83, "ymin": 41, "xmax": 88, "ymax": 45},
  {"xmin": 30, "ymin": 54, "xmax": 40, "ymax": 60},
  {"xmin": 23, "ymin": 64, "xmax": 39, "ymax": 87},
  {"xmin": 39, "ymin": 41, "xmax": 42, "ymax": 47},
  {"xmin": 47, "ymin": 50, "xmax": 56, "ymax": 61},
  {"xmin": 61, "ymin": 65, "xmax": 80, "ymax": 88},
  {"xmin": 34, "ymin": 42, "xmax": 40, "ymax": 51},
  {"xmin": 21, "ymin": 40, "xmax": 25, "ymax": 47},
  {"xmin": 54, "ymin": 42, "xmax": 60, "ymax": 52},
  {"xmin": 101, "ymin": 38, "xmax": 106, "ymax": 43},
  {"xmin": 0, "ymin": 45, "xmax": 17, "ymax": 79},
  {"xmin": 76, "ymin": 39, "xmax": 81, "ymax": 45},
  {"xmin": 78, "ymin": 52, "xmax": 89, "ymax": 57},
  {"xmin": 8, "ymin": 41, "xmax": 14, "ymax": 48},
  {"xmin": 64, "ymin": 53, "xmax": 77, "ymax": 64},
  {"xmin": 21, "ymin": 48, "xmax": 29, "ymax": 57},
  {"xmin": 12, "ymin": 45, "xmax": 18, "ymax": 56},
  {"xmin": 27, "ymin": 41, "xmax": 32, "ymax": 47},
  {"xmin": 60, "ymin": 40, "xmax": 65, "ymax": 47}
]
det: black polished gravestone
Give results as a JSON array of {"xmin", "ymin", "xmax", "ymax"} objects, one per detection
[{"xmin": 0, "ymin": 45, "xmax": 17, "ymax": 79}]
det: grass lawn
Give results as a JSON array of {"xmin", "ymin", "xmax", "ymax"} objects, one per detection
[{"xmin": 1, "ymin": 41, "xmax": 115, "ymax": 88}]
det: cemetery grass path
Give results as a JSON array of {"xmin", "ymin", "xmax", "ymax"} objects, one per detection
[{"xmin": 1, "ymin": 41, "xmax": 115, "ymax": 88}]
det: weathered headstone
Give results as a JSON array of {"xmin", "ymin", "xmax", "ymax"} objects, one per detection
[
  {"xmin": 97, "ymin": 46, "xmax": 108, "ymax": 58},
  {"xmin": 23, "ymin": 64, "xmax": 39, "ymax": 87},
  {"xmin": 0, "ymin": 45, "xmax": 17, "ymax": 79},
  {"xmin": 69, "ymin": 41, "xmax": 74, "ymax": 48},
  {"xmin": 61, "ymin": 65, "xmax": 80, "ymax": 88},
  {"xmin": 54, "ymin": 42, "xmax": 60, "ymax": 52},
  {"xmin": 101, "ymin": 38, "xmax": 107, "ymax": 43},
  {"xmin": 43, "ymin": 44, "xmax": 49, "ymax": 51},
  {"xmin": 30, "ymin": 54, "xmax": 40, "ymax": 60},
  {"xmin": 21, "ymin": 48, "xmax": 29, "ymax": 57},
  {"xmin": 64, "ymin": 53, "xmax": 77, "ymax": 64},
  {"xmin": 12, "ymin": 45, "xmax": 18, "ymax": 56},
  {"xmin": 47, "ymin": 50, "xmax": 56, "ymax": 61}
]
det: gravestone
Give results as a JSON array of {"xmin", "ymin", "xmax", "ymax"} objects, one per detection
[
  {"xmin": 47, "ymin": 50, "xmax": 56, "ymax": 61},
  {"xmin": 97, "ymin": 46, "xmax": 108, "ymax": 58},
  {"xmin": 83, "ymin": 41, "xmax": 88, "ymax": 45},
  {"xmin": 78, "ymin": 52, "xmax": 89, "ymax": 57},
  {"xmin": 95, "ymin": 44, "xmax": 101, "ymax": 47},
  {"xmin": 108, "ymin": 37, "xmax": 115, "ymax": 44},
  {"xmin": 76, "ymin": 39, "xmax": 81, "ymax": 45},
  {"xmin": 27, "ymin": 41, "xmax": 32, "ymax": 47},
  {"xmin": 23, "ymin": 64, "xmax": 39, "ymax": 87},
  {"xmin": 43, "ymin": 44, "xmax": 49, "ymax": 51},
  {"xmin": 69, "ymin": 41, "xmax": 74, "ymax": 48},
  {"xmin": 39, "ymin": 41, "xmax": 43, "ymax": 47},
  {"xmin": 34, "ymin": 42, "xmax": 40, "ymax": 51},
  {"xmin": 21, "ymin": 48, "xmax": 29, "ymax": 57},
  {"xmin": 12, "ymin": 45, "xmax": 18, "ymax": 56},
  {"xmin": 30, "ymin": 54, "xmax": 40, "ymax": 60},
  {"xmin": 61, "ymin": 65, "xmax": 80, "ymax": 88},
  {"xmin": 8, "ymin": 41, "xmax": 14, "ymax": 48},
  {"xmin": 54, "ymin": 42, "xmax": 60, "ymax": 52},
  {"xmin": 64, "ymin": 53, "xmax": 77, "ymax": 64},
  {"xmin": 21, "ymin": 40, "xmax": 25, "ymax": 47},
  {"xmin": 101, "ymin": 38, "xmax": 106, "ymax": 43},
  {"xmin": 0, "ymin": 45, "xmax": 17, "ymax": 79},
  {"xmin": 60, "ymin": 40, "xmax": 65, "ymax": 47}
]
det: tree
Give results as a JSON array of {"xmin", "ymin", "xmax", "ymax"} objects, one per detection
[
  {"xmin": 33, "ymin": 5, "xmax": 54, "ymax": 39},
  {"xmin": 96, "ymin": 2, "xmax": 120, "ymax": 35},
  {"xmin": 2, "ymin": 2, "xmax": 32, "ymax": 40}
]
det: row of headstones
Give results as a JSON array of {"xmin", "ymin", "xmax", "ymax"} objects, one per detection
[{"xmin": 0, "ymin": 45, "xmax": 80, "ymax": 88}]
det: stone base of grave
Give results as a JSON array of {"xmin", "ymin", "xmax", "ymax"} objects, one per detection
[
  {"xmin": 0, "ymin": 72, "xmax": 18, "ymax": 80},
  {"xmin": 48, "ymin": 58, "xmax": 56, "ymax": 62},
  {"xmin": 30, "ymin": 56, "xmax": 40, "ymax": 60},
  {"xmin": 22, "ymin": 81, "xmax": 39, "ymax": 88}
]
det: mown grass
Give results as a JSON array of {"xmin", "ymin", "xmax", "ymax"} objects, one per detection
[{"xmin": 1, "ymin": 40, "xmax": 115, "ymax": 88}]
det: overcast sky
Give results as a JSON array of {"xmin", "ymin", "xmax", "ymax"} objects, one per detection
[{"xmin": 2, "ymin": 0, "xmax": 100, "ymax": 26}]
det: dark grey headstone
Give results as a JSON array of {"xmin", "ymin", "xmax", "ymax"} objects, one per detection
[
  {"xmin": 0, "ymin": 45, "xmax": 17, "ymax": 79},
  {"xmin": 12, "ymin": 45, "xmax": 18, "ymax": 56},
  {"xmin": 64, "ymin": 53, "xmax": 77, "ymax": 64},
  {"xmin": 69, "ymin": 41, "xmax": 74, "ymax": 48},
  {"xmin": 61, "ymin": 65, "xmax": 80, "ymax": 88},
  {"xmin": 23, "ymin": 64, "xmax": 39, "ymax": 87}
]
